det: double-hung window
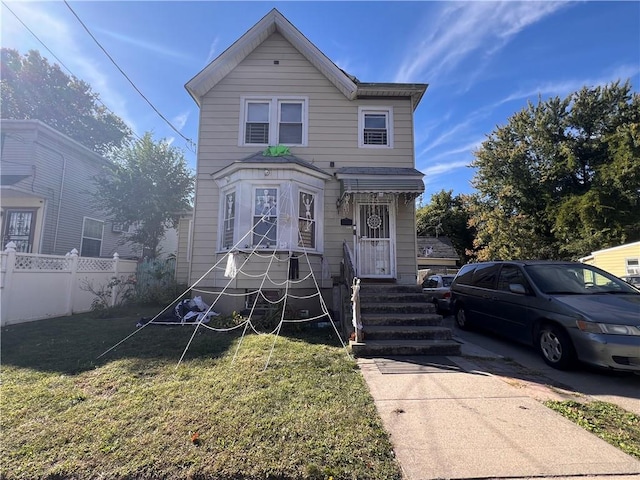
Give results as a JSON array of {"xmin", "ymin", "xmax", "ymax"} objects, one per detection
[
  {"xmin": 241, "ymin": 97, "xmax": 308, "ymax": 146},
  {"xmin": 358, "ymin": 107, "xmax": 393, "ymax": 148},
  {"xmin": 81, "ymin": 217, "xmax": 104, "ymax": 257}
]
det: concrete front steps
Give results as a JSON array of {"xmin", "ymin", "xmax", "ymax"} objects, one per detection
[{"xmin": 350, "ymin": 283, "xmax": 461, "ymax": 357}]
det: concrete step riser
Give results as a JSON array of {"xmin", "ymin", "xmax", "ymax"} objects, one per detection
[
  {"xmin": 361, "ymin": 305, "xmax": 433, "ymax": 314},
  {"xmin": 360, "ymin": 294, "xmax": 430, "ymax": 303},
  {"xmin": 352, "ymin": 344, "xmax": 461, "ymax": 356},
  {"xmin": 364, "ymin": 330, "xmax": 453, "ymax": 341},
  {"xmin": 360, "ymin": 283, "xmax": 422, "ymax": 295},
  {"xmin": 361, "ymin": 316, "xmax": 443, "ymax": 327}
]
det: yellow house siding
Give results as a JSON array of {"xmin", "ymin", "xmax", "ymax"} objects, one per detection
[{"xmin": 581, "ymin": 242, "xmax": 640, "ymax": 277}]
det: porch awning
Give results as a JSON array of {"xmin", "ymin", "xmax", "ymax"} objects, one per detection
[{"xmin": 335, "ymin": 167, "xmax": 425, "ymax": 205}]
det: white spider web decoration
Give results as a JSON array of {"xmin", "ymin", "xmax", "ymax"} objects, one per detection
[{"xmin": 99, "ymin": 182, "xmax": 350, "ymax": 370}]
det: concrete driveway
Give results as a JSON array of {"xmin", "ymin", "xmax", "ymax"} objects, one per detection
[{"xmin": 442, "ymin": 315, "xmax": 640, "ymax": 416}]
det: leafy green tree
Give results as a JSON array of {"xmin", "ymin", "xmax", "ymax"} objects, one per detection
[
  {"xmin": 92, "ymin": 133, "xmax": 194, "ymax": 258},
  {"xmin": 416, "ymin": 189, "xmax": 475, "ymax": 263},
  {"xmin": 1, "ymin": 48, "xmax": 131, "ymax": 154},
  {"xmin": 470, "ymin": 80, "xmax": 640, "ymax": 261}
]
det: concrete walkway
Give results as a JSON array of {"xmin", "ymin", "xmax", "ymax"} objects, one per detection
[{"xmin": 358, "ymin": 342, "xmax": 640, "ymax": 480}]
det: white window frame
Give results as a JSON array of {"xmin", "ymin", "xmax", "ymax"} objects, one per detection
[
  {"xmin": 80, "ymin": 217, "xmax": 104, "ymax": 257},
  {"xmin": 626, "ymin": 258, "xmax": 639, "ymax": 275},
  {"xmin": 239, "ymin": 96, "xmax": 308, "ymax": 147},
  {"xmin": 358, "ymin": 106, "xmax": 393, "ymax": 148}
]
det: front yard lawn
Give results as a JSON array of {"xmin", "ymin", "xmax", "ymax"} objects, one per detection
[{"xmin": 1, "ymin": 312, "xmax": 401, "ymax": 480}]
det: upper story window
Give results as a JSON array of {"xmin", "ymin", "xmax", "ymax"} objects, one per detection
[
  {"xmin": 240, "ymin": 97, "xmax": 308, "ymax": 147},
  {"xmin": 81, "ymin": 217, "xmax": 104, "ymax": 257},
  {"xmin": 358, "ymin": 107, "xmax": 393, "ymax": 148}
]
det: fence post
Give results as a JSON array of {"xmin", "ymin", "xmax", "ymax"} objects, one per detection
[
  {"xmin": 66, "ymin": 248, "xmax": 79, "ymax": 315},
  {"xmin": 1, "ymin": 242, "xmax": 17, "ymax": 326},
  {"xmin": 111, "ymin": 252, "xmax": 120, "ymax": 307}
]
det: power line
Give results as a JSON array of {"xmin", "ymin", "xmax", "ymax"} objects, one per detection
[
  {"xmin": 1, "ymin": 1, "xmax": 142, "ymax": 142},
  {"xmin": 62, "ymin": 0, "xmax": 196, "ymax": 152}
]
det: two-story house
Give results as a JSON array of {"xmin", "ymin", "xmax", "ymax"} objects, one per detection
[
  {"xmin": 1, "ymin": 119, "xmax": 139, "ymax": 258},
  {"xmin": 180, "ymin": 9, "xmax": 427, "ymax": 316}
]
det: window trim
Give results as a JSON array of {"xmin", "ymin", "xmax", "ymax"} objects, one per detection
[
  {"xmin": 358, "ymin": 106, "xmax": 393, "ymax": 148},
  {"xmin": 239, "ymin": 96, "xmax": 308, "ymax": 147}
]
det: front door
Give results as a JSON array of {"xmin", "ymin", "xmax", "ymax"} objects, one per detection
[
  {"xmin": 356, "ymin": 201, "xmax": 395, "ymax": 278},
  {"xmin": 2, "ymin": 209, "xmax": 36, "ymax": 252}
]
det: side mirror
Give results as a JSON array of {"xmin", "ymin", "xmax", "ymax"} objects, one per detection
[{"xmin": 509, "ymin": 283, "xmax": 527, "ymax": 295}]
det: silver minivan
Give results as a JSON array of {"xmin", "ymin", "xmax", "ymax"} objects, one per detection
[{"xmin": 450, "ymin": 260, "xmax": 640, "ymax": 372}]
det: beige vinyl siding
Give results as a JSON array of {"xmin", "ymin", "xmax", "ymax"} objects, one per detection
[{"xmin": 189, "ymin": 32, "xmax": 420, "ymax": 290}]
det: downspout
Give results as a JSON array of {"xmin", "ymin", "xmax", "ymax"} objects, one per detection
[{"xmin": 52, "ymin": 152, "xmax": 67, "ymax": 253}]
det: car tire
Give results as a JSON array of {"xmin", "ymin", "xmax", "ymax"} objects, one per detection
[
  {"xmin": 538, "ymin": 323, "xmax": 576, "ymax": 370},
  {"xmin": 454, "ymin": 306, "xmax": 470, "ymax": 330}
]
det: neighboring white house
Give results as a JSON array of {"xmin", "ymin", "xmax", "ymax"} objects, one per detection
[{"xmin": 178, "ymin": 9, "xmax": 427, "ymax": 314}]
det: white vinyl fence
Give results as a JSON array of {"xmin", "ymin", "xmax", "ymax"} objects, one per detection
[{"xmin": 1, "ymin": 242, "xmax": 138, "ymax": 326}]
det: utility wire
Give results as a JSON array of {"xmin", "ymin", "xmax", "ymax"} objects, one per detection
[
  {"xmin": 62, "ymin": 0, "xmax": 196, "ymax": 152},
  {"xmin": 1, "ymin": 0, "xmax": 143, "ymax": 142}
]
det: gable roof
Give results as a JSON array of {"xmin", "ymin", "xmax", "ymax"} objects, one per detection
[
  {"xmin": 185, "ymin": 9, "xmax": 427, "ymax": 110},
  {"xmin": 417, "ymin": 236, "xmax": 459, "ymax": 260}
]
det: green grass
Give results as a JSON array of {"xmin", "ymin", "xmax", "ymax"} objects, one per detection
[
  {"xmin": 544, "ymin": 400, "xmax": 640, "ymax": 459},
  {"xmin": 1, "ymin": 310, "xmax": 402, "ymax": 480}
]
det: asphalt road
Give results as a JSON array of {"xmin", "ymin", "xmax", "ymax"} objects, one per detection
[{"xmin": 441, "ymin": 314, "xmax": 640, "ymax": 416}]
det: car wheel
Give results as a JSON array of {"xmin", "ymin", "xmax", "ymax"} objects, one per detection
[
  {"xmin": 538, "ymin": 323, "xmax": 576, "ymax": 370},
  {"xmin": 455, "ymin": 306, "xmax": 470, "ymax": 330}
]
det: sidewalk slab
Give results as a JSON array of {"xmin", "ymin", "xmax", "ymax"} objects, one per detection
[{"xmin": 358, "ymin": 357, "xmax": 640, "ymax": 480}]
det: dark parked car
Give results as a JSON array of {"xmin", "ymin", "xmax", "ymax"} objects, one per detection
[
  {"xmin": 450, "ymin": 261, "xmax": 640, "ymax": 372},
  {"xmin": 422, "ymin": 274, "xmax": 456, "ymax": 313}
]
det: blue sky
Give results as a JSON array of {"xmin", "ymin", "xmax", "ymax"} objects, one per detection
[{"xmin": 2, "ymin": 1, "xmax": 639, "ymax": 200}]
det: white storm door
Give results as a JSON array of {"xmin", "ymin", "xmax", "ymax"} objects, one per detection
[{"xmin": 356, "ymin": 202, "xmax": 395, "ymax": 278}]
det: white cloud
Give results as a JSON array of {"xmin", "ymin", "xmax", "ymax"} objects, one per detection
[
  {"xmin": 205, "ymin": 36, "xmax": 220, "ymax": 65},
  {"xmin": 172, "ymin": 111, "xmax": 190, "ymax": 130},
  {"xmin": 421, "ymin": 160, "xmax": 471, "ymax": 178},
  {"xmin": 93, "ymin": 27, "xmax": 196, "ymax": 64},
  {"xmin": 394, "ymin": 1, "xmax": 572, "ymax": 83},
  {"xmin": 494, "ymin": 65, "xmax": 640, "ymax": 107}
]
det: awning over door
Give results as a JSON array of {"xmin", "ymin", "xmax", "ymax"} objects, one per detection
[{"xmin": 335, "ymin": 167, "xmax": 425, "ymax": 209}]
